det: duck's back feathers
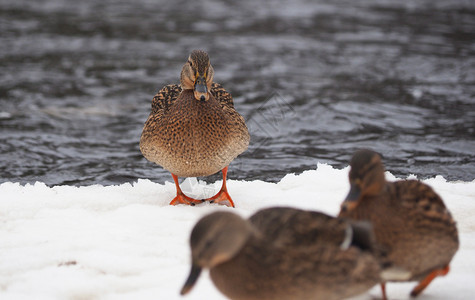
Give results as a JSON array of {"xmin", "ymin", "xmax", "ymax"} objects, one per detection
[{"xmin": 249, "ymin": 207, "xmax": 351, "ymax": 249}]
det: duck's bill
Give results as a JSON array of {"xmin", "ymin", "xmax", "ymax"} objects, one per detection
[
  {"xmin": 194, "ymin": 75, "xmax": 209, "ymax": 101},
  {"xmin": 345, "ymin": 183, "xmax": 361, "ymax": 202},
  {"xmin": 341, "ymin": 184, "xmax": 361, "ymax": 212},
  {"xmin": 194, "ymin": 76, "xmax": 208, "ymax": 93},
  {"xmin": 180, "ymin": 264, "xmax": 202, "ymax": 295}
]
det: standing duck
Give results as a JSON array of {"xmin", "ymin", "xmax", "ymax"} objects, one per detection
[
  {"xmin": 180, "ymin": 207, "xmax": 395, "ymax": 300},
  {"xmin": 140, "ymin": 50, "xmax": 249, "ymax": 207},
  {"xmin": 338, "ymin": 149, "xmax": 459, "ymax": 299}
]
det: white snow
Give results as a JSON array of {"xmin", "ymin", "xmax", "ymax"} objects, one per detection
[{"xmin": 1, "ymin": 163, "xmax": 474, "ymax": 299}]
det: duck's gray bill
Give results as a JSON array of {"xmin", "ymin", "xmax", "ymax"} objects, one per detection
[
  {"xmin": 194, "ymin": 76, "xmax": 208, "ymax": 94},
  {"xmin": 345, "ymin": 183, "xmax": 361, "ymax": 202},
  {"xmin": 180, "ymin": 264, "xmax": 202, "ymax": 295}
]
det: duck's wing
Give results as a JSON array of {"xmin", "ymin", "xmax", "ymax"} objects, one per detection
[
  {"xmin": 150, "ymin": 84, "xmax": 182, "ymax": 115},
  {"xmin": 149, "ymin": 82, "xmax": 233, "ymax": 114},
  {"xmin": 249, "ymin": 207, "xmax": 350, "ymax": 248},
  {"xmin": 250, "ymin": 207, "xmax": 381, "ymax": 254},
  {"xmin": 393, "ymin": 180, "xmax": 458, "ymax": 239},
  {"xmin": 394, "ymin": 181, "xmax": 457, "ymax": 224},
  {"xmin": 210, "ymin": 82, "xmax": 235, "ymax": 108}
]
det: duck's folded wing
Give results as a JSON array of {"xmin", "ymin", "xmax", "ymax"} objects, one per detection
[
  {"xmin": 394, "ymin": 180, "xmax": 458, "ymax": 235},
  {"xmin": 150, "ymin": 84, "xmax": 182, "ymax": 115},
  {"xmin": 211, "ymin": 82, "xmax": 235, "ymax": 108},
  {"xmin": 249, "ymin": 207, "xmax": 348, "ymax": 248}
]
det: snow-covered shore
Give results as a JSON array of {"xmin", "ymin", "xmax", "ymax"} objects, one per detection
[{"xmin": 1, "ymin": 164, "xmax": 474, "ymax": 299}]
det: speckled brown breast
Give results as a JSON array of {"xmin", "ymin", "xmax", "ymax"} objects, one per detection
[{"xmin": 140, "ymin": 89, "xmax": 249, "ymax": 177}]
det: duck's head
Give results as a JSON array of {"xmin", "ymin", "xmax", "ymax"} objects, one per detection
[
  {"xmin": 180, "ymin": 211, "xmax": 252, "ymax": 295},
  {"xmin": 180, "ymin": 49, "xmax": 215, "ymax": 101},
  {"xmin": 341, "ymin": 149, "xmax": 386, "ymax": 212}
]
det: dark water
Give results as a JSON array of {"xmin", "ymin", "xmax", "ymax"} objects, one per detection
[{"xmin": 1, "ymin": 0, "xmax": 474, "ymax": 186}]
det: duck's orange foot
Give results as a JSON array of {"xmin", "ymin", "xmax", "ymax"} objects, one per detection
[
  {"xmin": 410, "ymin": 265, "xmax": 450, "ymax": 297},
  {"xmin": 169, "ymin": 193, "xmax": 203, "ymax": 206},
  {"xmin": 204, "ymin": 189, "xmax": 235, "ymax": 207},
  {"xmin": 169, "ymin": 173, "xmax": 204, "ymax": 206}
]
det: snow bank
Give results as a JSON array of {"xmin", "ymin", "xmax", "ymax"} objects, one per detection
[{"xmin": 1, "ymin": 164, "xmax": 474, "ymax": 299}]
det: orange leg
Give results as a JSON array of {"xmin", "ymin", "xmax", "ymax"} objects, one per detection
[
  {"xmin": 169, "ymin": 173, "xmax": 203, "ymax": 206},
  {"xmin": 380, "ymin": 283, "xmax": 388, "ymax": 300},
  {"xmin": 410, "ymin": 265, "xmax": 450, "ymax": 297},
  {"xmin": 203, "ymin": 166, "xmax": 235, "ymax": 207}
]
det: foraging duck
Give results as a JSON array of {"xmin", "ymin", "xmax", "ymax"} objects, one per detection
[
  {"xmin": 140, "ymin": 50, "xmax": 249, "ymax": 207},
  {"xmin": 181, "ymin": 207, "xmax": 393, "ymax": 300},
  {"xmin": 338, "ymin": 149, "xmax": 459, "ymax": 299}
]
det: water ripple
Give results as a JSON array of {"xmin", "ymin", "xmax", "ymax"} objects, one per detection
[{"xmin": 1, "ymin": 0, "xmax": 474, "ymax": 186}]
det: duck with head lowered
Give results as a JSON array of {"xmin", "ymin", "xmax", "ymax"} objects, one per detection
[
  {"xmin": 338, "ymin": 149, "xmax": 459, "ymax": 299},
  {"xmin": 180, "ymin": 207, "xmax": 404, "ymax": 300},
  {"xmin": 140, "ymin": 50, "xmax": 249, "ymax": 207}
]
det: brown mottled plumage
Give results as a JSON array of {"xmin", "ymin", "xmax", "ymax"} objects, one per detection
[
  {"xmin": 338, "ymin": 149, "xmax": 459, "ymax": 299},
  {"xmin": 140, "ymin": 50, "xmax": 249, "ymax": 206},
  {"xmin": 181, "ymin": 207, "xmax": 387, "ymax": 300}
]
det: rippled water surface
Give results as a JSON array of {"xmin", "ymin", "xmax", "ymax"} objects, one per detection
[{"xmin": 1, "ymin": 0, "xmax": 474, "ymax": 186}]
